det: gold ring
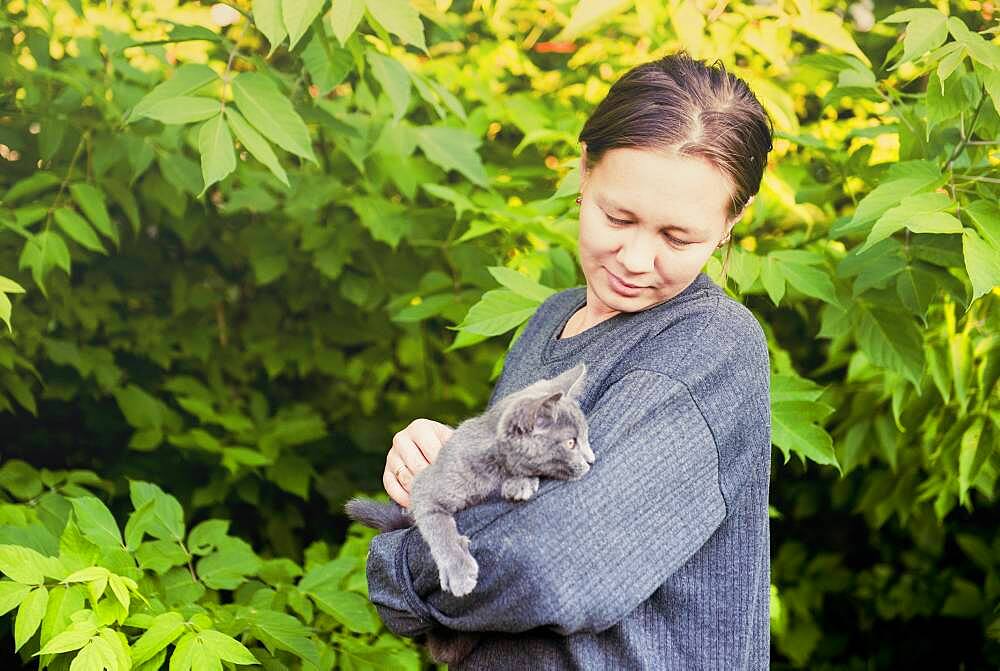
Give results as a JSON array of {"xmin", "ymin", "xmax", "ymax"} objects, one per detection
[{"xmin": 394, "ymin": 463, "xmax": 408, "ymax": 479}]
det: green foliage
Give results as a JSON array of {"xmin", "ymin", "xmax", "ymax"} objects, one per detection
[
  {"xmin": 0, "ymin": 460, "xmax": 421, "ymax": 670},
  {"xmin": 0, "ymin": 0, "xmax": 998, "ymax": 668}
]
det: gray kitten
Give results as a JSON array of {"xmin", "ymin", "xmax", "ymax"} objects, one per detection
[{"xmin": 345, "ymin": 362, "xmax": 594, "ymax": 665}]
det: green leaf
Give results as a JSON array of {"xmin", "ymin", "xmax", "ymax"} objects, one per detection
[
  {"xmin": 556, "ymin": 0, "xmax": 631, "ymax": 41},
  {"xmin": 232, "ymin": 72, "xmax": 317, "ymax": 163},
  {"xmin": 927, "ymin": 71, "xmax": 980, "ymax": 138},
  {"xmin": 836, "ymin": 160, "xmax": 943, "ymax": 237},
  {"xmin": 125, "ymin": 499, "xmax": 155, "ymax": 550},
  {"xmin": 415, "ymin": 125, "xmax": 489, "ymax": 187},
  {"xmin": 197, "ymin": 113, "xmax": 236, "ymax": 195},
  {"xmin": 487, "ymin": 267, "xmax": 556, "ymax": 303},
  {"xmin": 963, "ymin": 228, "xmax": 1000, "ymax": 302},
  {"xmin": 0, "ymin": 292, "xmax": 11, "ymax": 334},
  {"xmin": 196, "ymin": 537, "xmax": 261, "ymax": 589},
  {"xmin": 959, "ymin": 416, "xmax": 991, "ymax": 507},
  {"xmin": 895, "ymin": 262, "xmax": 939, "ymax": 318},
  {"xmin": 883, "ymin": 8, "xmax": 948, "ymax": 69},
  {"xmin": 306, "ymin": 587, "xmax": 379, "ymax": 633},
  {"xmin": 114, "ymin": 385, "xmax": 163, "ymax": 430},
  {"xmin": 34, "ymin": 612, "xmax": 97, "ymax": 655},
  {"xmin": 947, "ymin": 15, "xmax": 1000, "ymax": 69},
  {"xmin": 366, "ymin": 0, "xmax": 426, "ymax": 51},
  {"xmin": 108, "ymin": 574, "xmax": 130, "ymax": 611},
  {"xmin": 15, "ymin": 586, "xmax": 48, "ymax": 651},
  {"xmin": 0, "ymin": 581, "xmax": 31, "ymax": 617},
  {"xmin": 248, "ymin": 609, "xmax": 321, "ymax": 667},
  {"xmin": 283, "ymin": 0, "xmax": 326, "ymax": 50},
  {"xmin": 302, "ymin": 32, "xmax": 353, "ymax": 95},
  {"xmin": 39, "ymin": 584, "xmax": 84, "ymax": 657},
  {"xmin": 129, "ymin": 481, "xmax": 185, "ymax": 542},
  {"xmin": 187, "ymin": 519, "xmax": 230, "ymax": 556},
  {"xmin": 169, "ymin": 631, "xmax": 196, "ymax": 671},
  {"xmin": 136, "ymin": 540, "xmax": 189, "ymax": 574},
  {"xmin": 54, "ymin": 207, "xmax": 105, "ymax": 254},
  {"xmin": 772, "ymin": 399, "xmax": 838, "ymax": 470},
  {"xmin": 225, "ymin": 108, "xmax": 289, "ymax": 187},
  {"xmin": 366, "ymin": 50, "xmax": 411, "ymax": 123},
  {"xmin": 759, "ymin": 256, "xmax": 785, "ymax": 306},
  {"xmin": 0, "ymin": 545, "xmax": 65, "ymax": 584},
  {"xmin": 454, "ymin": 289, "xmax": 538, "ymax": 336},
  {"xmin": 860, "ymin": 192, "xmax": 959, "ymax": 253},
  {"xmin": 773, "ymin": 259, "xmax": 840, "ymax": 306},
  {"xmin": 328, "ymin": 0, "xmax": 364, "ymax": 46},
  {"xmin": 136, "ymin": 96, "xmax": 222, "ymax": 125},
  {"xmin": 19, "ymin": 230, "xmax": 72, "ymax": 295},
  {"xmin": 346, "ymin": 195, "xmax": 411, "ymax": 249},
  {"xmin": 791, "ymin": 9, "xmax": 870, "ymax": 66},
  {"xmin": 856, "ymin": 304, "xmax": 925, "ymax": 387},
  {"xmin": 127, "ymin": 64, "xmax": 219, "ymax": 122},
  {"xmin": 130, "ymin": 612, "xmax": 185, "ymax": 666},
  {"xmin": 266, "ymin": 453, "xmax": 314, "ymax": 499},
  {"xmin": 252, "ymin": 0, "xmax": 286, "ymax": 55},
  {"xmin": 197, "ymin": 630, "xmax": 258, "ymax": 665},
  {"xmin": 964, "ymin": 199, "xmax": 1000, "ymax": 250},
  {"xmin": 69, "ymin": 497, "xmax": 123, "ymax": 548},
  {"xmin": 69, "ymin": 183, "xmax": 117, "ymax": 246},
  {"xmin": 4, "ymin": 171, "xmax": 60, "ymax": 204}
]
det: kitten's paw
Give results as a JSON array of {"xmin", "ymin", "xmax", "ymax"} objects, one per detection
[
  {"xmin": 501, "ymin": 476, "xmax": 540, "ymax": 501},
  {"xmin": 439, "ymin": 551, "xmax": 479, "ymax": 597}
]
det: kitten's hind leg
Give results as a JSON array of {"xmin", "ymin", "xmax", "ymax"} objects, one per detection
[
  {"xmin": 501, "ymin": 476, "xmax": 540, "ymax": 501},
  {"xmin": 416, "ymin": 511, "xmax": 479, "ymax": 597}
]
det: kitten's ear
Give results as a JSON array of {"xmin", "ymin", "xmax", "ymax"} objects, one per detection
[
  {"xmin": 499, "ymin": 392, "xmax": 563, "ymax": 438},
  {"xmin": 554, "ymin": 362, "xmax": 587, "ymax": 400}
]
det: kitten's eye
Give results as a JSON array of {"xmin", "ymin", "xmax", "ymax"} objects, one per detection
[{"xmin": 564, "ymin": 437, "xmax": 576, "ymax": 449}]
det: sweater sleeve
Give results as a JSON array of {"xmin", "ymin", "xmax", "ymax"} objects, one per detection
[{"xmin": 365, "ymin": 369, "xmax": 728, "ymax": 637}]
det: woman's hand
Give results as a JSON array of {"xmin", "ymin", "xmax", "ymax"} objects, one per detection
[{"xmin": 384, "ymin": 418, "xmax": 455, "ymax": 508}]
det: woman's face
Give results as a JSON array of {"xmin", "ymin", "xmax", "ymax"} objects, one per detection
[{"xmin": 577, "ymin": 145, "xmax": 741, "ymax": 319}]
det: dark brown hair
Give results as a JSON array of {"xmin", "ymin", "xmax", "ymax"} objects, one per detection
[{"xmin": 578, "ymin": 51, "xmax": 774, "ymax": 287}]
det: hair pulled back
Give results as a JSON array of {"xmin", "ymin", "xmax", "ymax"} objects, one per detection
[{"xmin": 578, "ymin": 51, "xmax": 774, "ymax": 285}]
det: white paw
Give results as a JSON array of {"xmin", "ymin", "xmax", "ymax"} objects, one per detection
[{"xmin": 439, "ymin": 550, "xmax": 479, "ymax": 597}]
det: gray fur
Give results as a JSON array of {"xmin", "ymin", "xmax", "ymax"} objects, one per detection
[{"xmin": 345, "ymin": 362, "xmax": 593, "ymax": 664}]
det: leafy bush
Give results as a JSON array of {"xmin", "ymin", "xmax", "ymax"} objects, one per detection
[
  {"xmin": 0, "ymin": 0, "xmax": 998, "ymax": 668},
  {"xmin": 0, "ymin": 460, "xmax": 422, "ymax": 669}
]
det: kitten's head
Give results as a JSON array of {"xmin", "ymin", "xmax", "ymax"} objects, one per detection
[{"xmin": 495, "ymin": 362, "xmax": 594, "ymax": 480}]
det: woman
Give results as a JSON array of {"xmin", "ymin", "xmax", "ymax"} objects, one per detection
[{"xmin": 367, "ymin": 52, "xmax": 774, "ymax": 669}]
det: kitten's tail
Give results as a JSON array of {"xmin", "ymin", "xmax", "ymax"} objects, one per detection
[{"xmin": 344, "ymin": 497, "xmax": 413, "ymax": 532}]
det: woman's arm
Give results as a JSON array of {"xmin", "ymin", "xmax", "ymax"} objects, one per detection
[{"xmin": 365, "ymin": 368, "xmax": 745, "ymax": 637}]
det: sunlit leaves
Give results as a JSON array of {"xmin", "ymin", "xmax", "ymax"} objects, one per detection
[
  {"xmin": 415, "ymin": 125, "xmax": 489, "ymax": 187},
  {"xmin": 197, "ymin": 113, "xmax": 236, "ymax": 195},
  {"xmin": 0, "ymin": 276, "xmax": 25, "ymax": 333},
  {"xmin": 366, "ymin": 0, "xmax": 426, "ymax": 52},
  {"xmin": 133, "ymin": 96, "xmax": 221, "ymax": 125},
  {"xmin": 328, "ymin": 0, "xmax": 365, "ymax": 46},
  {"xmin": 283, "ymin": 0, "xmax": 326, "ymax": 50},
  {"xmin": 882, "ymin": 9, "xmax": 949, "ymax": 69},
  {"xmin": 232, "ymin": 72, "xmax": 317, "ymax": 164},
  {"xmin": 366, "ymin": 50, "xmax": 411, "ymax": 122},
  {"xmin": 127, "ymin": 64, "xmax": 218, "ymax": 122},
  {"xmin": 252, "ymin": 0, "xmax": 286, "ymax": 55},
  {"xmin": 962, "ymin": 228, "xmax": 1000, "ymax": 302},
  {"xmin": 224, "ymin": 108, "xmax": 289, "ymax": 187}
]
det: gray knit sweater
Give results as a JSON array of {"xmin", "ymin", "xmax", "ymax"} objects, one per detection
[{"xmin": 366, "ymin": 272, "xmax": 772, "ymax": 669}]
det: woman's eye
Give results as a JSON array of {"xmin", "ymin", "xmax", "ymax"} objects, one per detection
[
  {"xmin": 605, "ymin": 211, "xmax": 690, "ymax": 245},
  {"xmin": 664, "ymin": 232, "xmax": 691, "ymax": 245}
]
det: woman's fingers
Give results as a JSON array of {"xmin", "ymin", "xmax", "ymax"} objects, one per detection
[
  {"xmin": 391, "ymin": 428, "xmax": 431, "ymax": 483},
  {"xmin": 382, "ymin": 418, "xmax": 454, "ymax": 508},
  {"xmin": 383, "ymin": 466, "xmax": 410, "ymax": 508}
]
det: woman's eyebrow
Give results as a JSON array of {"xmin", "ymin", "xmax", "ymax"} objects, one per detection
[{"xmin": 598, "ymin": 195, "xmax": 700, "ymax": 235}]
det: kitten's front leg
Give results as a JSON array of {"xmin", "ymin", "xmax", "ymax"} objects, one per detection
[{"xmin": 501, "ymin": 476, "xmax": 540, "ymax": 501}]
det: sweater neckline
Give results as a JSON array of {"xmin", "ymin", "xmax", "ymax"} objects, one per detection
[{"xmin": 541, "ymin": 273, "xmax": 715, "ymax": 363}]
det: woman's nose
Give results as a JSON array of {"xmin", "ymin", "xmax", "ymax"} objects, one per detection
[{"xmin": 615, "ymin": 230, "xmax": 656, "ymax": 275}]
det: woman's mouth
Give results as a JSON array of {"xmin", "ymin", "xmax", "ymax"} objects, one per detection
[{"xmin": 605, "ymin": 268, "xmax": 644, "ymax": 297}]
